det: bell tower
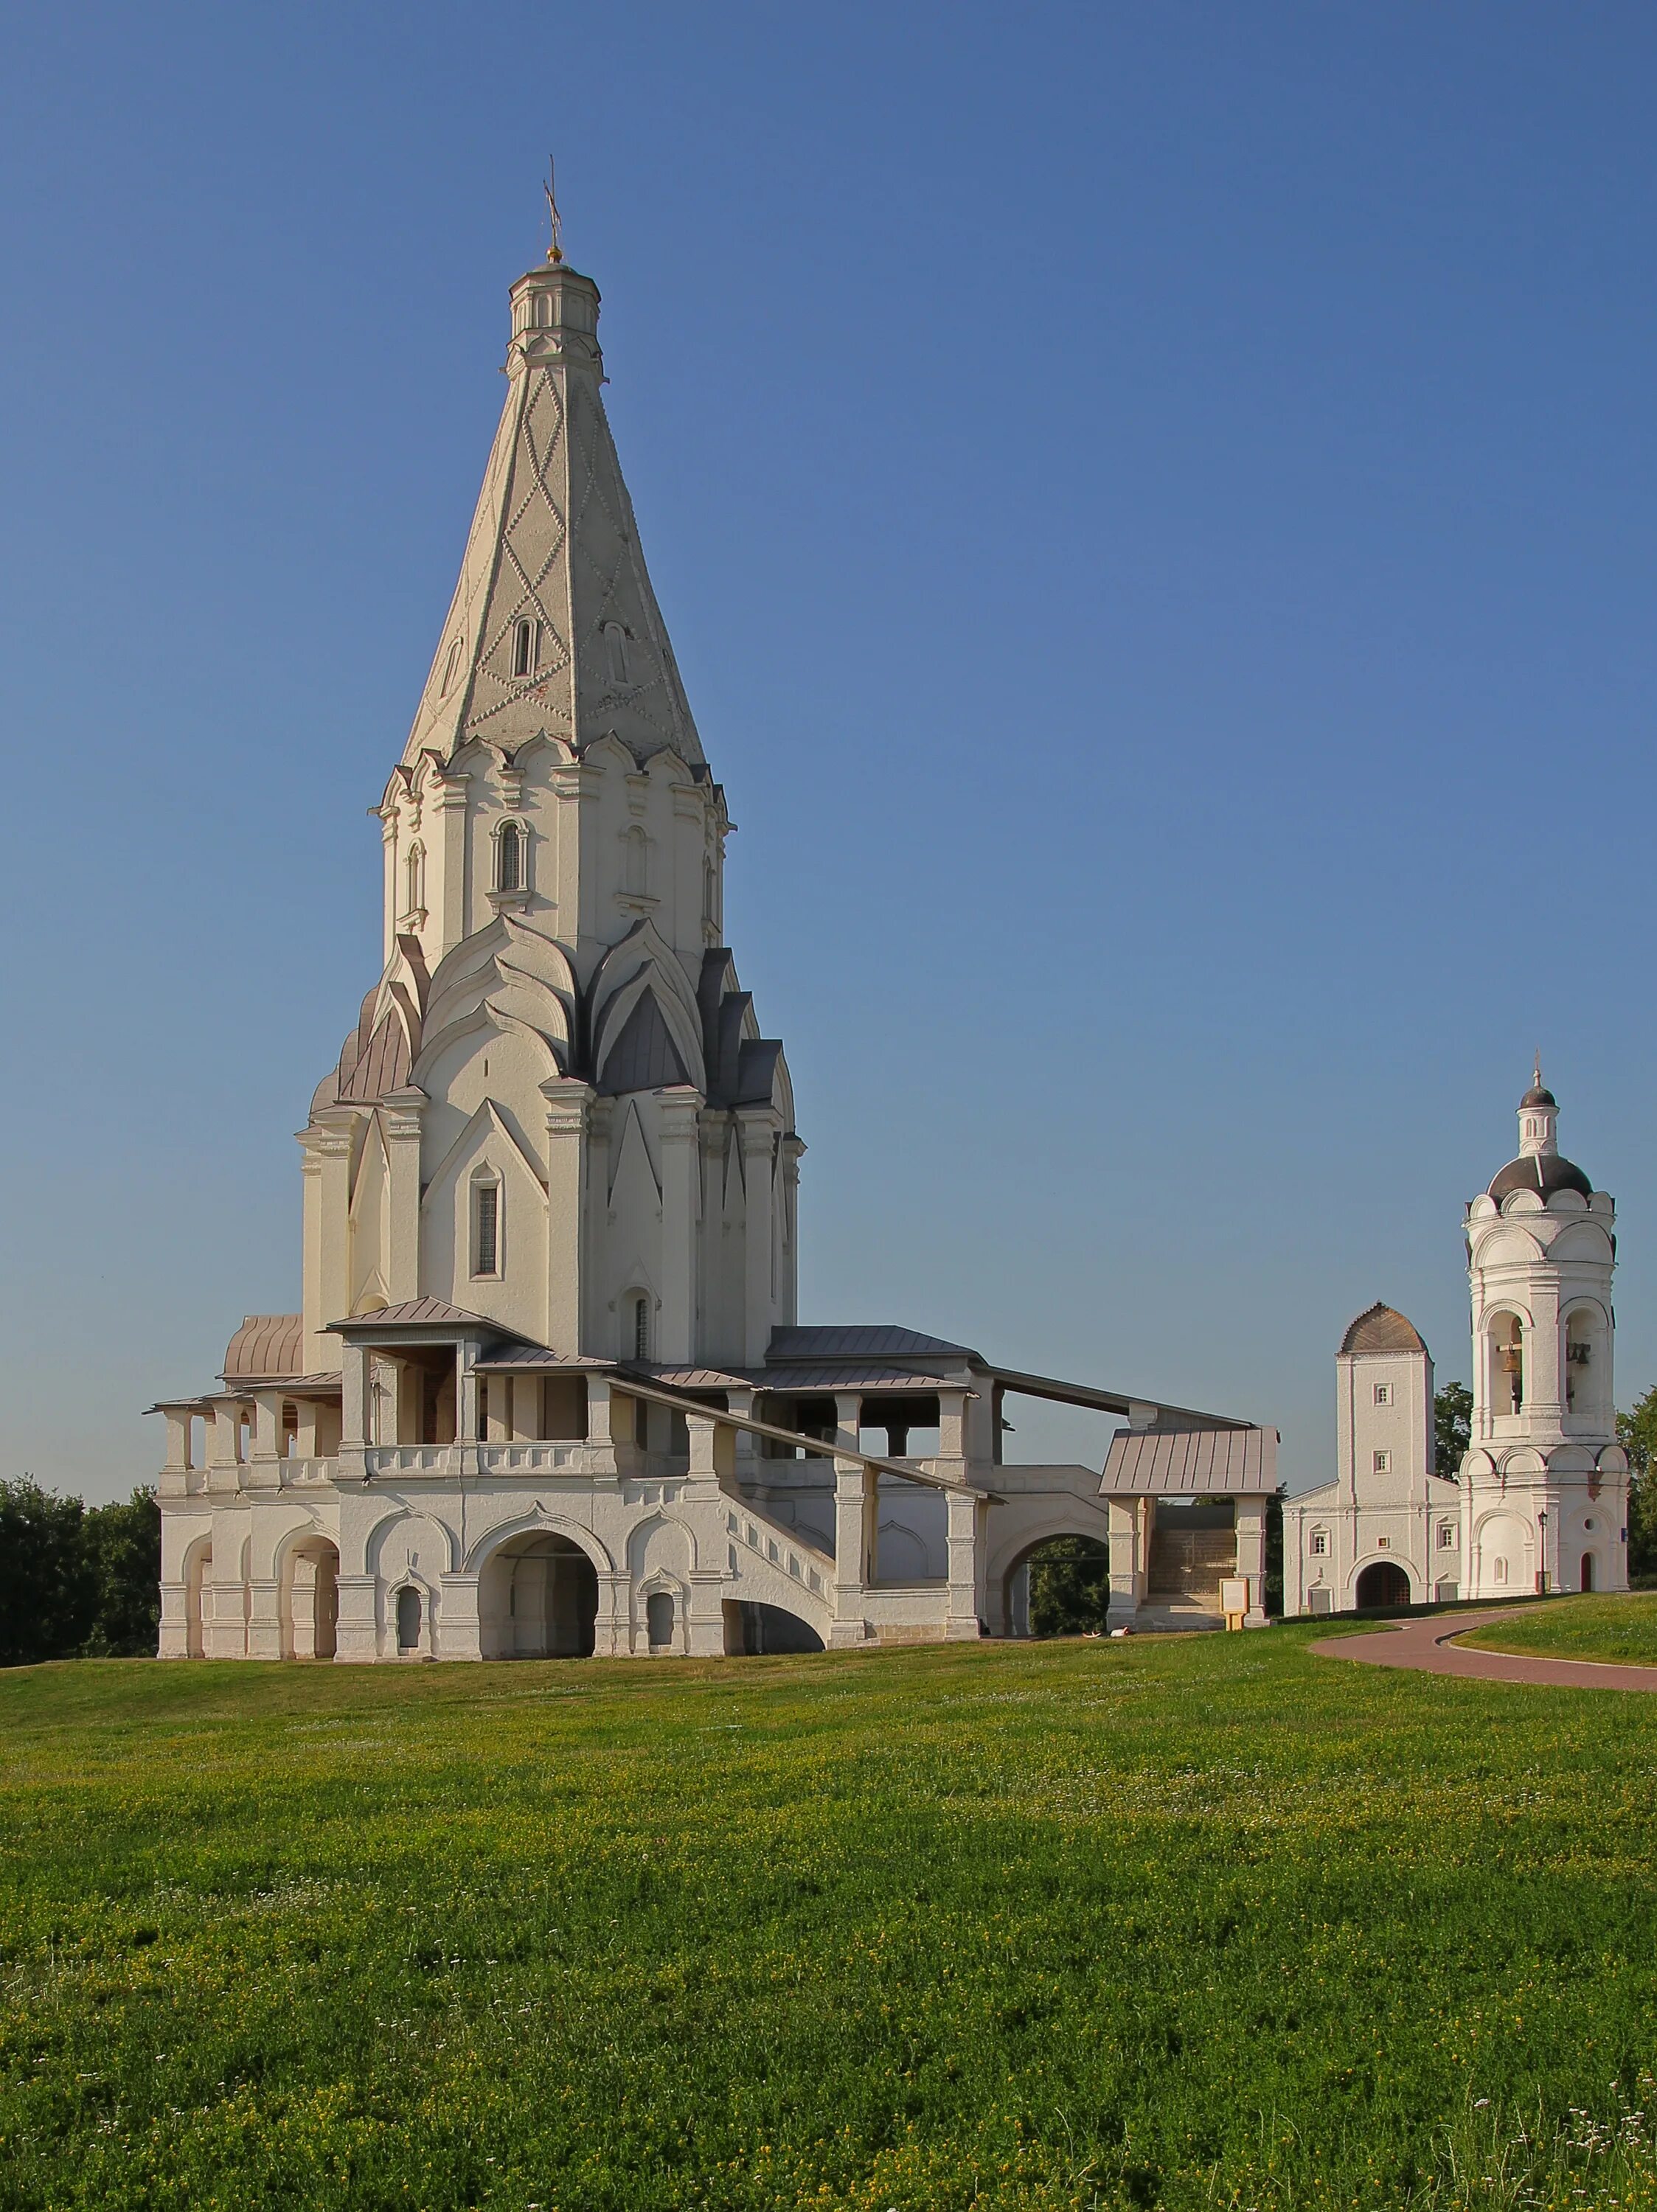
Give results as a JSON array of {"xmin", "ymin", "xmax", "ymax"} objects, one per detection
[{"xmin": 1460, "ymin": 1068, "xmax": 1628, "ymax": 1596}]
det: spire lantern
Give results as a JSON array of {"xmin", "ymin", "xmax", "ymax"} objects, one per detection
[{"xmin": 1518, "ymin": 1058, "xmax": 1559, "ymax": 1158}]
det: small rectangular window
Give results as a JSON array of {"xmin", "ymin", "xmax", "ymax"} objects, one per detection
[
  {"xmin": 1377, "ymin": 1534, "xmax": 1390, "ymax": 1550},
  {"xmin": 1373, "ymin": 1382, "xmax": 1392, "ymax": 1405},
  {"xmin": 475, "ymin": 1184, "xmax": 499, "ymax": 1276},
  {"xmin": 1310, "ymin": 1531, "xmax": 1327, "ymax": 1557},
  {"xmin": 1439, "ymin": 1523, "xmax": 1457, "ymax": 1549},
  {"xmin": 1372, "ymin": 1450, "xmax": 1390, "ymax": 1473}
]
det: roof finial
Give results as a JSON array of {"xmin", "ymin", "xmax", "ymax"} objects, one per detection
[
  {"xmin": 543, "ymin": 156, "xmax": 564, "ymax": 265},
  {"xmin": 1534, "ymin": 1048, "xmax": 1543, "ymax": 1092}
]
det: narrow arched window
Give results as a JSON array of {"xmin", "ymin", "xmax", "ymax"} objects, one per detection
[
  {"xmin": 632, "ymin": 1293, "xmax": 650, "ymax": 1360},
  {"xmin": 440, "ymin": 637, "xmax": 463, "ymax": 695},
  {"xmin": 405, "ymin": 843, "xmax": 424, "ymax": 919},
  {"xmin": 602, "ymin": 620, "xmax": 630, "ymax": 684},
  {"xmin": 498, "ymin": 821, "xmax": 522, "ymax": 893},
  {"xmin": 513, "ymin": 619, "xmax": 536, "ymax": 678},
  {"xmin": 474, "ymin": 1181, "xmax": 501, "ymax": 1277},
  {"xmin": 624, "ymin": 826, "xmax": 649, "ymax": 896}
]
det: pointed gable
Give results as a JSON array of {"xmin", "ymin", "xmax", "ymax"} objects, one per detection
[{"xmin": 598, "ymin": 990, "xmax": 689, "ymax": 1095}]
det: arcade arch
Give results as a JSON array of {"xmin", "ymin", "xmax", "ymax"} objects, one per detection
[
  {"xmin": 1354, "ymin": 1559, "xmax": 1411, "ymax": 1610},
  {"xmin": 479, "ymin": 1529, "xmax": 600, "ymax": 1658},
  {"xmin": 279, "ymin": 1534, "xmax": 339, "ymax": 1660}
]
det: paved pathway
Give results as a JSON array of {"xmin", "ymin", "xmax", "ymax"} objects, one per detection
[{"xmin": 1310, "ymin": 1607, "xmax": 1657, "ymax": 1692}]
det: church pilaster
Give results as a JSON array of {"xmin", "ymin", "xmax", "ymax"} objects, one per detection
[
  {"xmin": 383, "ymin": 1089, "xmax": 427, "ymax": 1303},
  {"xmin": 739, "ymin": 1116, "xmax": 776, "ymax": 1367},
  {"xmin": 541, "ymin": 1077, "xmax": 594, "ymax": 1353},
  {"xmin": 657, "ymin": 1090, "xmax": 702, "ymax": 1366}
]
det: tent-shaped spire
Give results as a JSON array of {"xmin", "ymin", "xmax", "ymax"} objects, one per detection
[{"xmin": 403, "ymin": 250, "xmax": 704, "ymax": 769}]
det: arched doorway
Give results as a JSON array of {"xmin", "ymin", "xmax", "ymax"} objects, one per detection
[
  {"xmin": 1580, "ymin": 1552, "xmax": 1596, "ymax": 1593},
  {"xmin": 395, "ymin": 1586, "xmax": 423, "ymax": 1652},
  {"xmin": 481, "ymin": 1532, "xmax": 599, "ymax": 1658},
  {"xmin": 1355, "ymin": 1559, "xmax": 1411, "ymax": 1610},
  {"xmin": 1007, "ymin": 1536, "xmax": 1112, "ymax": 1637}
]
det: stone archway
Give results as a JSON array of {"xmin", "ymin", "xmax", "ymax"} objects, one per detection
[
  {"xmin": 1580, "ymin": 1551, "xmax": 1596, "ymax": 1593},
  {"xmin": 183, "ymin": 1538, "xmax": 211, "ymax": 1660},
  {"xmin": 281, "ymin": 1537, "xmax": 339, "ymax": 1660},
  {"xmin": 480, "ymin": 1531, "xmax": 599, "ymax": 1658},
  {"xmin": 729, "ymin": 1601, "xmax": 824, "ymax": 1655},
  {"xmin": 1005, "ymin": 1534, "xmax": 1112, "ymax": 1637},
  {"xmin": 1355, "ymin": 1559, "xmax": 1411, "ymax": 1610}
]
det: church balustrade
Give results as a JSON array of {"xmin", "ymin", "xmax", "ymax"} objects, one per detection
[
  {"xmin": 476, "ymin": 1440, "xmax": 596, "ymax": 1476},
  {"xmin": 279, "ymin": 1457, "xmax": 337, "ymax": 1489},
  {"xmin": 364, "ymin": 1444, "xmax": 463, "ymax": 1480}
]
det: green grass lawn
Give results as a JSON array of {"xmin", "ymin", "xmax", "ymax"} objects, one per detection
[
  {"xmin": 4, "ymin": 1630, "xmax": 1657, "ymax": 2212},
  {"xmin": 1458, "ymin": 1592, "xmax": 1657, "ymax": 1668}
]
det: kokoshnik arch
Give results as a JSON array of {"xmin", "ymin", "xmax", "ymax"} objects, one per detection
[{"xmin": 147, "ymin": 219, "xmax": 1274, "ymax": 1663}]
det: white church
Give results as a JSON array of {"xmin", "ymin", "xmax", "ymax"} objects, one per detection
[
  {"xmin": 1285, "ymin": 1074, "xmax": 1630, "ymax": 1613},
  {"xmin": 150, "ymin": 220, "xmax": 1279, "ymax": 1662}
]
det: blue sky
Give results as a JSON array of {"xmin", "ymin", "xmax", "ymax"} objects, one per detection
[{"xmin": 2, "ymin": 1, "xmax": 1655, "ymax": 1500}]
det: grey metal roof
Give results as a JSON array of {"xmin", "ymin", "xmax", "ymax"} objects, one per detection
[
  {"xmin": 766, "ymin": 1325, "xmax": 979, "ymax": 1365},
  {"xmin": 749, "ymin": 1366, "xmax": 956, "ymax": 1392},
  {"xmin": 328, "ymin": 1298, "xmax": 521, "ymax": 1335},
  {"xmin": 1101, "ymin": 1427, "xmax": 1278, "ymax": 1495},
  {"xmin": 474, "ymin": 1345, "xmax": 608, "ymax": 1372}
]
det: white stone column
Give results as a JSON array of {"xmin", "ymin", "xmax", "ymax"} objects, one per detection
[
  {"xmin": 594, "ymin": 1571, "xmax": 629, "ymax": 1657},
  {"xmin": 333, "ymin": 1576, "xmax": 379, "ymax": 1663},
  {"xmin": 338, "ymin": 1340, "xmax": 372, "ymax": 1484},
  {"xmin": 246, "ymin": 1388, "xmax": 288, "ymax": 1496},
  {"xmin": 657, "ymin": 1091, "xmax": 702, "ymax": 1366},
  {"xmin": 541, "ymin": 1077, "xmax": 592, "ymax": 1354},
  {"xmin": 437, "ymin": 1576, "xmax": 482, "ymax": 1660},
  {"xmin": 830, "ymin": 1404, "xmax": 871, "ymax": 1649},
  {"xmin": 687, "ymin": 1572, "xmax": 728, "ymax": 1656},
  {"xmin": 945, "ymin": 1488, "xmax": 984, "ymax": 1640},
  {"xmin": 510, "ymin": 1374, "xmax": 541, "ymax": 1441},
  {"xmin": 1106, "ymin": 1495, "xmax": 1144, "ymax": 1628},
  {"xmin": 1235, "ymin": 1496, "xmax": 1268, "ymax": 1626},
  {"xmin": 484, "ymin": 1372, "xmax": 511, "ymax": 1446},
  {"xmin": 937, "ymin": 1389, "xmax": 970, "ymax": 1474}
]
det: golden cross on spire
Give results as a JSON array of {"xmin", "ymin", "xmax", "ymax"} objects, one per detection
[{"xmin": 543, "ymin": 156, "xmax": 564, "ymax": 265}]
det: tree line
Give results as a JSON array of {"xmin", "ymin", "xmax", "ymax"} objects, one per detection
[{"xmin": 0, "ymin": 1480, "xmax": 161, "ymax": 1667}]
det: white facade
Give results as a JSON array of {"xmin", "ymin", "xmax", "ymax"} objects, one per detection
[
  {"xmin": 1459, "ymin": 1076, "xmax": 1628, "ymax": 1599},
  {"xmin": 150, "ymin": 226, "xmax": 1275, "ymax": 1662},
  {"xmin": 1284, "ymin": 1304, "xmax": 1459, "ymax": 1615}
]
